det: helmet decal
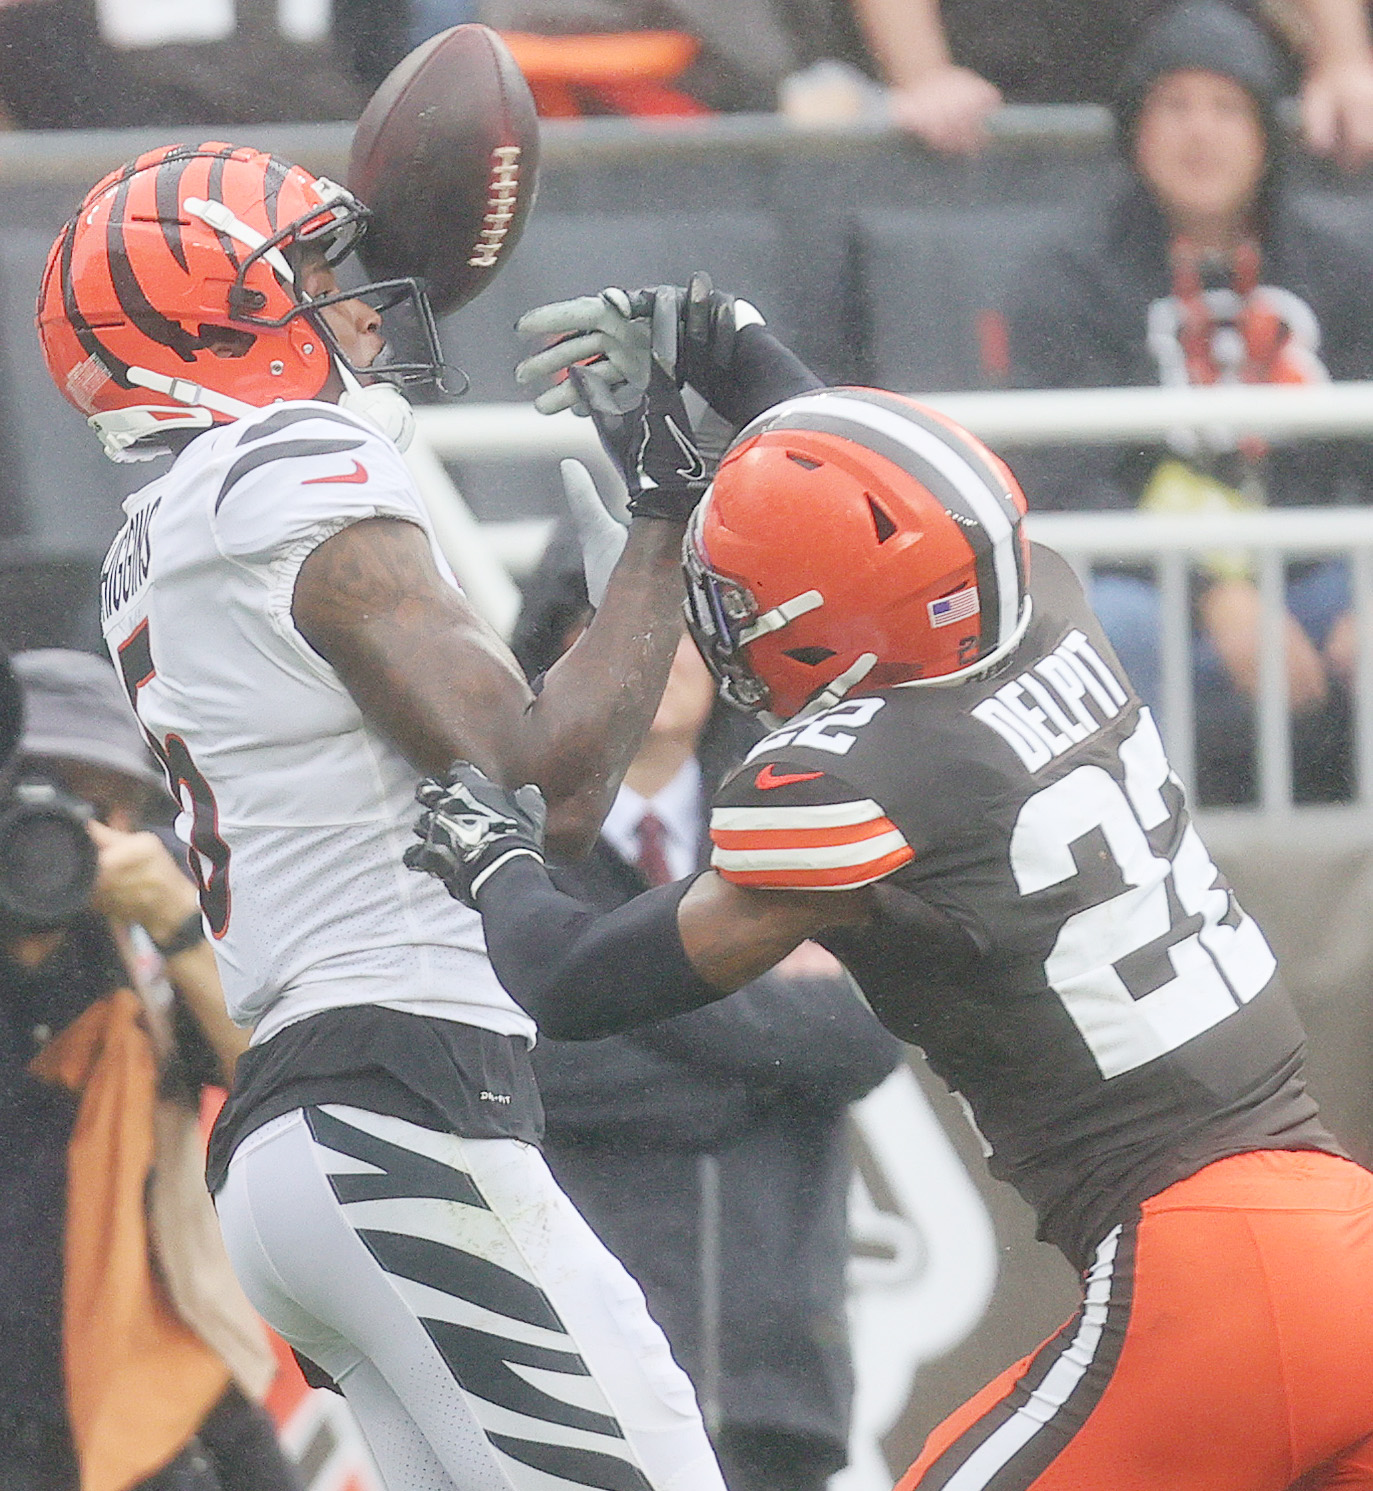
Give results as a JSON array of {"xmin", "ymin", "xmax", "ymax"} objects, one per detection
[
  {"xmin": 685, "ymin": 386, "xmax": 1032, "ymax": 722},
  {"xmin": 738, "ymin": 389, "xmax": 1027, "ymax": 661}
]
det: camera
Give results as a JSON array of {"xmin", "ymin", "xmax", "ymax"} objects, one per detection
[{"xmin": 0, "ymin": 648, "xmax": 98, "ymax": 934}]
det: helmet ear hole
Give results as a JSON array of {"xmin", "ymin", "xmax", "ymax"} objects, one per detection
[
  {"xmin": 784, "ymin": 646, "xmax": 836, "ymax": 665},
  {"xmin": 866, "ymin": 494, "xmax": 897, "ymax": 543},
  {"xmin": 198, "ymin": 325, "xmax": 256, "ymax": 359}
]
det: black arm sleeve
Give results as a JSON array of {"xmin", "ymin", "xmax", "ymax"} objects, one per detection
[
  {"xmin": 699, "ymin": 323, "xmax": 823, "ymax": 430},
  {"xmin": 630, "ymin": 973, "xmax": 901, "ymax": 1104},
  {"xmin": 476, "ymin": 857, "xmax": 732, "ymax": 1039}
]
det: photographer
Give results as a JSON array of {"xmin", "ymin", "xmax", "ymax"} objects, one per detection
[{"xmin": 0, "ymin": 648, "xmax": 293, "ymax": 1491}]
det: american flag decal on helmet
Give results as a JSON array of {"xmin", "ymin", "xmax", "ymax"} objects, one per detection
[{"xmin": 928, "ymin": 586, "xmax": 981, "ymax": 629}]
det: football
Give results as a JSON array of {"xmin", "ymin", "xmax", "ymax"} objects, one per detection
[{"xmin": 347, "ymin": 24, "xmax": 540, "ymax": 318}]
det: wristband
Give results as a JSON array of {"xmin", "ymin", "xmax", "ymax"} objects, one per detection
[
  {"xmin": 154, "ymin": 909, "xmax": 206, "ymax": 956},
  {"xmin": 626, "ymin": 485, "xmax": 707, "ymax": 523}
]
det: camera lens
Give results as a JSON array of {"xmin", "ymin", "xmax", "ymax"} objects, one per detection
[{"xmin": 0, "ymin": 784, "xmax": 98, "ymax": 931}]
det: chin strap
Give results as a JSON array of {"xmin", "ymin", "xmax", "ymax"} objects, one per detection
[
  {"xmin": 336, "ymin": 364, "xmax": 415, "ymax": 452},
  {"xmin": 738, "ymin": 589, "xmax": 824, "ymax": 646},
  {"xmin": 92, "ymin": 363, "xmax": 416, "ymax": 461},
  {"xmin": 89, "ymin": 367, "xmax": 262, "ymax": 462},
  {"xmin": 791, "ymin": 652, "xmax": 880, "ymax": 724},
  {"xmin": 125, "ymin": 366, "xmax": 258, "ymax": 420}
]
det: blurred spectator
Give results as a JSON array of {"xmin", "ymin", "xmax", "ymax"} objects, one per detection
[
  {"xmin": 0, "ymin": 0, "xmax": 411, "ymax": 129},
  {"xmin": 510, "ymin": 533, "xmax": 903, "ymax": 1491},
  {"xmin": 852, "ymin": 0, "xmax": 1373, "ymax": 164},
  {"xmin": 0, "ymin": 648, "xmax": 294, "ymax": 1491},
  {"xmin": 481, "ymin": 0, "xmax": 869, "ymax": 113},
  {"xmin": 1004, "ymin": 0, "xmax": 1373, "ymax": 803}
]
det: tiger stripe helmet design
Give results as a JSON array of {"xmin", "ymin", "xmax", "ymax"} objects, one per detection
[
  {"xmin": 684, "ymin": 387, "xmax": 1033, "ymax": 724},
  {"xmin": 36, "ymin": 142, "xmax": 444, "ymax": 461}
]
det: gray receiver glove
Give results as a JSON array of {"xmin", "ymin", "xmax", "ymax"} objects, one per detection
[
  {"xmin": 404, "ymin": 762, "xmax": 547, "ymax": 909},
  {"xmin": 515, "ymin": 271, "xmax": 765, "ymax": 417},
  {"xmin": 559, "ymin": 458, "xmax": 626, "ymax": 607}
]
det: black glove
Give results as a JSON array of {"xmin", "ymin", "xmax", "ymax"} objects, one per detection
[
  {"xmin": 404, "ymin": 762, "xmax": 547, "ymax": 909},
  {"xmin": 632, "ymin": 272, "xmax": 818, "ymax": 427},
  {"xmin": 659, "ymin": 271, "xmax": 762, "ymax": 399},
  {"xmin": 573, "ymin": 295, "xmax": 711, "ymax": 523}
]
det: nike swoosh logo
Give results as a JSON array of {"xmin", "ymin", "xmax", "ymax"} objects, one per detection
[
  {"xmin": 304, "ymin": 459, "xmax": 369, "ymax": 485},
  {"xmin": 755, "ymin": 764, "xmax": 826, "ymax": 790},
  {"xmin": 666, "ymin": 412, "xmax": 707, "ymax": 482}
]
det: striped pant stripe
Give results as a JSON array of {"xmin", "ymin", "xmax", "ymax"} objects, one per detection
[{"xmin": 918, "ymin": 1222, "xmax": 1137, "ymax": 1491}]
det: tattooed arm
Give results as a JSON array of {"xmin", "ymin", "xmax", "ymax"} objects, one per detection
[{"xmin": 292, "ymin": 516, "xmax": 686, "ymax": 856}]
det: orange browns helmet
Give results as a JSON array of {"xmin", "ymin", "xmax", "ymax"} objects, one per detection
[
  {"xmin": 684, "ymin": 387, "xmax": 1033, "ymax": 725},
  {"xmin": 36, "ymin": 141, "xmax": 445, "ymax": 461}
]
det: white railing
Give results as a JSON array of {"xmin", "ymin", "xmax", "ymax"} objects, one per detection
[{"xmin": 404, "ymin": 382, "xmax": 1373, "ymax": 815}]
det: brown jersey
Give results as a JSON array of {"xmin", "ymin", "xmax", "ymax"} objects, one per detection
[{"xmin": 710, "ymin": 544, "xmax": 1340, "ymax": 1268}]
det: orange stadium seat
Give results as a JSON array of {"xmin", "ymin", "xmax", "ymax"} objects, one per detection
[{"xmin": 498, "ymin": 31, "xmax": 710, "ymax": 118}]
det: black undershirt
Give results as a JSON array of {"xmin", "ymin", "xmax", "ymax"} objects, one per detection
[{"xmin": 206, "ymin": 1004, "xmax": 544, "ymax": 1194}]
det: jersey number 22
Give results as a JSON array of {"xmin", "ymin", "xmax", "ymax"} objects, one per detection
[{"xmin": 1010, "ymin": 711, "xmax": 1275, "ymax": 1079}]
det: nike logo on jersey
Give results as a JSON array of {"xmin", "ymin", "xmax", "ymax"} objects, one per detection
[
  {"xmin": 755, "ymin": 764, "xmax": 826, "ymax": 790},
  {"xmin": 304, "ymin": 460, "xmax": 369, "ymax": 485}
]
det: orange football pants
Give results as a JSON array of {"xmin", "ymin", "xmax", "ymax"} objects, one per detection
[{"xmin": 898, "ymin": 1150, "xmax": 1373, "ymax": 1490}]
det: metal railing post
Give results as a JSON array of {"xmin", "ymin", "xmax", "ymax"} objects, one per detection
[
  {"xmin": 413, "ymin": 387, "xmax": 1373, "ymax": 817},
  {"xmin": 1255, "ymin": 548, "xmax": 1293, "ymax": 812},
  {"xmin": 1354, "ymin": 547, "xmax": 1373, "ymax": 807},
  {"xmin": 1157, "ymin": 550, "xmax": 1195, "ymax": 799}
]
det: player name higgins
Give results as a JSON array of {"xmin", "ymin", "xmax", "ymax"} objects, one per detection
[
  {"xmin": 100, "ymin": 497, "xmax": 161, "ymax": 624},
  {"xmin": 971, "ymin": 628, "xmax": 1129, "ymax": 770}
]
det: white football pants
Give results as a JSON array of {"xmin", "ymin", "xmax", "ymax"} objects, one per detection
[{"xmin": 215, "ymin": 1105, "xmax": 727, "ymax": 1491}]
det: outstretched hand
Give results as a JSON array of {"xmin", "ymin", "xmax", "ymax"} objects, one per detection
[
  {"xmin": 560, "ymin": 459, "xmax": 626, "ymax": 607},
  {"xmin": 405, "ymin": 762, "xmax": 547, "ymax": 909},
  {"xmin": 514, "ymin": 272, "xmax": 765, "ymax": 417},
  {"xmin": 515, "ymin": 286, "xmax": 653, "ymax": 417}
]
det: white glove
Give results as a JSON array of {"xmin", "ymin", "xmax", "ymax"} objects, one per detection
[
  {"xmin": 560, "ymin": 458, "xmax": 626, "ymax": 607},
  {"xmin": 516, "ymin": 288, "xmax": 651, "ymax": 417},
  {"xmin": 515, "ymin": 275, "xmax": 765, "ymax": 418}
]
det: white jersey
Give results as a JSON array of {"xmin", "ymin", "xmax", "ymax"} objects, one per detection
[{"xmin": 99, "ymin": 400, "xmax": 535, "ymax": 1046}]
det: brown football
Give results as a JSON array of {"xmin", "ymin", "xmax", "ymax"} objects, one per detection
[{"xmin": 347, "ymin": 24, "xmax": 540, "ymax": 318}]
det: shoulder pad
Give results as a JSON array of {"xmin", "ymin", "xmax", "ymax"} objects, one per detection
[{"xmin": 210, "ymin": 402, "xmax": 424, "ymax": 561}]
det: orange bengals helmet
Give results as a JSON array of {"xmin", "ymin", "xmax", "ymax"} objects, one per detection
[
  {"xmin": 684, "ymin": 387, "xmax": 1033, "ymax": 724},
  {"xmin": 36, "ymin": 142, "xmax": 445, "ymax": 461}
]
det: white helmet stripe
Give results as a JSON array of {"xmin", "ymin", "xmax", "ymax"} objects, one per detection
[
  {"xmin": 768, "ymin": 393, "xmax": 1022, "ymax": 650},
  {"xmin": 183, "ymin": 196, "xmax": 295, "ymax": 284}
]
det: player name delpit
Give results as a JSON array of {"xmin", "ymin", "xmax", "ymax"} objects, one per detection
[{"xmin": 971, "ymin": 629, "xmax": 1130, "ymax": 771}]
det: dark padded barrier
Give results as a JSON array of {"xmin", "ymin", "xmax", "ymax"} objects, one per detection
[
  {"xmin": 0, "ymin": 117, "xmax": 1365, "ymax": 543},
  {"xmin": 446, "ymin": 209, "xmax": 791, "ymax": 399},
  {"xmin": 0, "ymin": 230, "xmax": 147, "ymax": 554},
  {"xmin": 852, "ymin": 205, "xmax": 1065, "ymax": 391}
]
